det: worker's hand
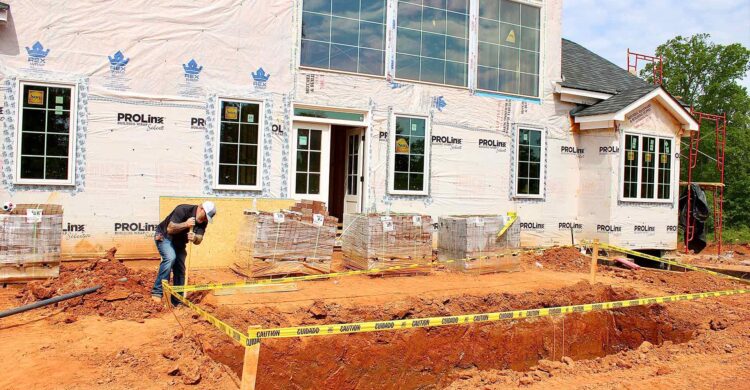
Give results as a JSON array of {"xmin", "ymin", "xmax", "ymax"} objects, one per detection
[
  {"xmin": 185, "ymin": 217, "xmax": 196, "ymax": 228},
  {"xmin": 187, "ymin": 232, "xmax": 195, "ymax": 243}
]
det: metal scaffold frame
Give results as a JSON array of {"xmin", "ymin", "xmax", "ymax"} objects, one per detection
[
  {"xmin": 684, "ymin": 109, "xmax": 727, "ymax": 254},
  {"xmin": 627, "ymin": 49, "xmax": 664, "ymax": 86}
]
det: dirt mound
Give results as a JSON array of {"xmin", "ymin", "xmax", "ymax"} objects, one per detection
[
  {"xmin": 525, "ymin": 247, "xmax": 589, "ymax": 272},
  {"xmin": 18, "ymin": 256, "xmax": 162, "ymax": 321}
]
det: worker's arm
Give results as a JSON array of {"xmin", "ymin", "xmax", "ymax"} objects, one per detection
[{"xmin": 167, "ymin": 217, "xmax": 195, "ymax": 235}]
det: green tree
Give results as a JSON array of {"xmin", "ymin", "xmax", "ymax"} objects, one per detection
[{"xmin": 642, "ymin": 34, "xmax": 750, "ymax": 233}]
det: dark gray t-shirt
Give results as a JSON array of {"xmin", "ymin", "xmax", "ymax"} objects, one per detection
[{"xmin": 156, "ymin": 204, "xmax": 207, "ymax": 247}]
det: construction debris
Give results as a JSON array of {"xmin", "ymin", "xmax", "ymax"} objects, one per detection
[
  {"xmin": 0, "ymin": 204, "xmax": 63, "ymax": 283},
  {"xmin": 236, "ymin": 200, "xmax": 337, "ymax": 277},
  {"xmin": 341, "ymin": 213, "xmax": 434, "ymax": 271},
  {"xmin": 438, "ymin": 214, "xmax": 521, "ymax": 274}
]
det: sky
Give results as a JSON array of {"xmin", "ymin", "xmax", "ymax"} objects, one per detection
[{"xmin": 562, "ymin": 0, "xmax": 750, "ymax": 88}]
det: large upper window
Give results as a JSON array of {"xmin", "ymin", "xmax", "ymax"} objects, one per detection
[
  {"xmin": 515, "ymin": 128, "xmax": 544, "ymax": 197},
  {"xmin": 301, "ymin": 0, "xmax": 386, "ymax": 76},
  {"xmin": 477, "ymin": 0, "xmax": 540, "ymax": 97},
  {"xmin": 215, "ymin": 99, "xmax": 263, "ymax": 190},
  {"xmin": 389, "ymin": 115, "xmax": 430, "ymax": 194},
  {"xmin": 622, "ymin": 134, "xmax": 673, "ymax": 201},
  {"xmin": 395, "ymin": 0, "xmax": 470, "ymax": 87},
  {"xmin": 16, "ymin": 82, "xmax": 76, "ymax": 185}
]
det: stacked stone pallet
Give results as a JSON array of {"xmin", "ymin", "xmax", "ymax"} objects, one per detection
[
  {"xmin": 341, "ymin": 213, "xmax": 434, "ymax": 271},
  {"xmin": 0, "ymin": 204, "xmax": 63, "ymax": 282},
  {"xmin": 235, "ymin": 200, "xmax": 337, "ymax": 277},
  {"xmin": 437, "ymin": 214, "xmax": 520, "ymax": 274}
]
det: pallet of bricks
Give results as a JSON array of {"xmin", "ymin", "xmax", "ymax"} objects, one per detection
[
  {"xmin": 235, "ymin": 200, "xmax": 337, "ymax": 277},
  {"xmin": 341, "ymin": 213, "xmax": 435, "ymax": 273},
  {"xmin": 437, "ymin": 214, "xmax": 520, "ymax": 274},
  {"xmin": 0, "ymin": 204, "xmax": 63, "ymax": 282}
]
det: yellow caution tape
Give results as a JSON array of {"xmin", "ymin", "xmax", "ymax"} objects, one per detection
[
  {"xmin": 588, "ymin": 241, "xmax": 749, "ymax": 284},
  {"xmin": 170, "ymin": 245, "xmax": 567, "ymax": 293},
  {"xmin": 496, "ymin": 212, "xmax": 518, "ymax": 239},
  {"xmin": 245, "ymin": 288, "xmax": 749, "ymax": 342},
  {"xmin": 162, "ymin": 280, "xmax": 249, "ymax": 347}
]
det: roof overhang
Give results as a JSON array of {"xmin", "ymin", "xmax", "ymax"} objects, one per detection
[
  {"xmin": 574, "ymin": 87, "xmax": 699, "ymax": 131},
  {"xmin": 555, "ymin": 85, "xmax": 613, "ymax": 105}
]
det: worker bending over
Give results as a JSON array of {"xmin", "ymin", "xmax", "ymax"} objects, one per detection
[{"xmin": 151, "ymin": 202, "xmax": 216, "ymax": 305}]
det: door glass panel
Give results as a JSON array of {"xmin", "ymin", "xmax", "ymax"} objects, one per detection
[
  {"xmin": 296, "ymin": 128, "xmax": 323, "ymax": 194},
  {"xmin": 347, "ymin": 134, "xmax": 360, "ymax": 195}
]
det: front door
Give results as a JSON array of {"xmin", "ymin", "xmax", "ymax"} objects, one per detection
[
  {"xmin": 291, "ymin": 123, "xmax": 331, "ymax": 203},
  {"xmin": 344, "ymin": 128, "xmax": 364, "ymax": 215}
]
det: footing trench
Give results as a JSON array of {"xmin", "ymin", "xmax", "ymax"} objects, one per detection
[{"xmin": 162, "ymin": 245, "xmax": 750, "ymax": 389}]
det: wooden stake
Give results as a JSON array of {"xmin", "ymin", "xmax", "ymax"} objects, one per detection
[
  {"xmin": 590, "ymin": 239, "xmax": 600, "ymax": 283},
  {"xmin": 162, "ymin": 282, "xmax": 173, "ymax": 309},
  {"xmin": 240, "ymin": 327, "xmax": 261, "ymax": 390}
]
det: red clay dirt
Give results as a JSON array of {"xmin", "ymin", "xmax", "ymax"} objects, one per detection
[{"xmin": 0, "ymin": 246, "xmax": 748, "ymax": 389}]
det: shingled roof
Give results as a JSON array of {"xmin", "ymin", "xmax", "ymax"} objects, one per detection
[{"xmin": 561, "ymin": 38, "xmax": 650, "ymax": 94}]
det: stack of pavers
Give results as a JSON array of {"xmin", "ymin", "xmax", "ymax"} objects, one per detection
[
  {"xmin": 0, "ymin": 204, "xmax": 63, "ymax": 282},
  {"xmin": 341, "ymin": 212, "xmax": 435, "ymax": 272},
  {"xmin": 437, "ymin": 214, "xmax": 520, "ymax": 274},
  {"xmin": 236, "ymin": 200, "xmax": 337, "ymax": 277}
]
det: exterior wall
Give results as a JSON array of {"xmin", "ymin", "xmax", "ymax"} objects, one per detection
[
  {"xmin": 0, "ymin": 0, "xmax": 680, "ymax": 261},
  {"xmin": 576, "ymin": 100, "xmax": 683, "ymax": 250}
]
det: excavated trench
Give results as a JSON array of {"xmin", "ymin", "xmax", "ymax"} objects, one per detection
[{"xmin": 196, "ymin": 282, "xmax": 697, "ymax": 389}]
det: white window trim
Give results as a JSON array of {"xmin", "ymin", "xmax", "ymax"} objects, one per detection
[
  {"xmin": 388, "ymin": 113, "xmax": 431, "ymax": 196},
  {"xmin": 212, "ymin": 97, "xmax": 265, "ymax": 191},
  {"xmin": 513, "ymin": 126, "xmax": 545, "ymax": 199},
  {"xmin": 14, "ymin": 80, "xmax": 78, "ymax": 186},
  {"xmin": 619, "ymin": 131, "xmax": 676, "ymax": 204}
]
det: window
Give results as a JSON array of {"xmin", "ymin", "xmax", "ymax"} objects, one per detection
[
  {"xmin": 395, "ymin": 0, "xmax": 470, "ymax": 87},
  {"xmin": 622, "ymin": 133, "xmax": 673, "ymax": 201},
  {"xmin": 347, "ymin": 134, "xmax": 360, "ymax": 196},
  {"xmin": 215, "ymin": 99, "xmax": 262, "ymax": 189},
  {"xmin": 16, "ymin": 82, "xmax": 76, "ymax": 185},
  {"xmin": 477, "ymin": 0, "xmax": 540, "ymax": 97},
  {"xmin": 515, "ymin": 128, "xmax": 544, "ymax": 197},
  {"xmin": 300, "ymin": 0, "xmax": 386, "ymax": 76},
  {"xmin": 389, "ymin": 115, "xmax": 430, "ymax": 194},
  {"xmin": 295, "ymin": 128, "xmax": 323, "ymax": 195}
]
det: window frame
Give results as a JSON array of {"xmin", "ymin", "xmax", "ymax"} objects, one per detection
[
  {"xmin": 393, "ymin": 0, "xmax": 472, "ymax": 89},
  {"xmin": 298, "ymin": 0, "xmax": 389, "ymax": 78},
  {"xmin": 296, "ymin": 0, "xmax": 545, "ymax": 99},
  {"xmin": 513, "ymin": 126, "xmax": 545, "ymax": 199},
  {"xmin": 388, "ymin": 113, "xmax": 431, "ymax": 196},
  {"xmin": 475, "ymin": 0, "xmax": 543, "ymax": 99},
  {"xmin": 14, "ymin": 79, "xmax": 78, "ymax": 186},
  {"xmin": 212, "ymin": 97, "xmax": 265, "ymax": 191},
  {"xmin": 619, "ymin": 131, "xmax": 676, "ymax": 203}
]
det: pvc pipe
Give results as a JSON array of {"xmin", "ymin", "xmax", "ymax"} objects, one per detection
[{"xmin": 0, "ymin": 285, "xmax": 102, "ymax": 319}]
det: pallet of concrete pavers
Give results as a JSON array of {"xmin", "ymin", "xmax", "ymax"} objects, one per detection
[
  {"xmin": 341, "ymin": 213, "xmax": 435, "ymax": 273},
  {"xmin": 235, "ymin": 201, "xmax": 337, "ymax": 277},
  {"xmin": 0, "ymin": 204, "xmax": 63, "ymax": 282},
  {"xmin": 437, "ymin": 214, "xmax": 520, "ymax": 274}
]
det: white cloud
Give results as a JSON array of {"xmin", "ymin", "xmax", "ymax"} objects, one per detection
[{"xmin": 562, "ymin": 0, "xmax": 750, "ymax": 87}]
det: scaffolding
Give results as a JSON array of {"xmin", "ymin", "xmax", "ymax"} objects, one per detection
[
  {"xmin": 627, "ymin": 49, "xmax": 663, "ymax": 86},
  {"xmin": 684, "ymin": 110, "xmax": 727, "ymax": 254}
]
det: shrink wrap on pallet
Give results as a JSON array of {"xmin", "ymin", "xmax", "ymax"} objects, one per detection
[{"xmin": 342, "ymin": 213, "xmax": 434, "ymax": 271}]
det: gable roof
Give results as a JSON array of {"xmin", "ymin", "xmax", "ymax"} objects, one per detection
[
  {"xmin": 572, "ymin": 85, "xmax": 657, "ymax": 117},
  {"xmin": 561, "ymin": 39, "xmax": 650, "ymax": 94}
]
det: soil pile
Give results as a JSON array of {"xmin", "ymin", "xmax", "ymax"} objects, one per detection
[
  {"xmin": 19, "ymin": 256, "xmax": 161, "ymax": 321},
  {"xmin": 525, "ymin": 247, "xmax": 589, "ymax": 272}
]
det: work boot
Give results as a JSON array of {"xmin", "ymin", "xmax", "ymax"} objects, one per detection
[{"xmin": 151, "ymin": 295, "xmax": 162, "ymax": 303}]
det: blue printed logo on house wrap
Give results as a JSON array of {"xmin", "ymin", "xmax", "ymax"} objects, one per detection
[
  {"xmin": 183, "ymin": 59, "xmax": 203, "ymax": 81},
  {"xmin": 25, "ymin": 41, "xmax": 49, "ymax": 66},
  {"xmin": 108, "ymin": 50, "xmax": 129, "ymax": 73},
  {"xmin": 252, "ymin": 67, "xmax": 270, "ymax": 89}
]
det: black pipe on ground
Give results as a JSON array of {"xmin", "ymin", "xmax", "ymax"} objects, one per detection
[{"xmin": 0, "ymin": 285, "xmax": 102, "ymax": 319}]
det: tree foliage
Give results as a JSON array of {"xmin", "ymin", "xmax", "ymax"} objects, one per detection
[{"xmin": 641, "ymin": 34, "xmax": 750, "ymax": 229}]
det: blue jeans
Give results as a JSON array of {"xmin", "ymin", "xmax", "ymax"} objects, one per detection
[{"xmin": 151, "ymin": 237, "xmax": 187, "ymax": 306}]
